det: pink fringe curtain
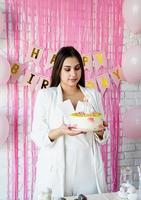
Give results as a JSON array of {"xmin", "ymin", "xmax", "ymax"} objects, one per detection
[{"xmin": 5, "ymin": 0, "xmax": 124, "ymax": 199}]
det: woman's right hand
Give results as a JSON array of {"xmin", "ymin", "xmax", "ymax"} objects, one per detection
[
  {"xmin": 58, "ymin": 124, "xmax": 86, "ymax": 136},
  {"xmin": 48, "ymin": 124, "xmax": 86, "ymax": 142}
]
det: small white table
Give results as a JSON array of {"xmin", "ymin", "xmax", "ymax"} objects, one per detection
[{"xmin": 66, "ymin": 192, "xmax": 122, "ymax": 200}]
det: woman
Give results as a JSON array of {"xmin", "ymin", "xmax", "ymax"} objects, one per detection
[{"xmin": 31, "ymin": 46, "xmax": 109, "ymax": 200}]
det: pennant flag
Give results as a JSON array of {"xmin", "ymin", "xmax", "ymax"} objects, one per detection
[
  {"xmin": 93, "ymin": 51, "xmax": 107, "ymax": 70},
  {"xmin": 9, "ymin": 62, "xmax": 25, "ymax": 83},
  {"xmin": 36, "ymin": 76, "xmax": 50, "ymax": 90},
  {"xmin": 109, "ymin": 66, "xmax": 122, "ymax": 87},
  {"xmin": 45, "ymin": 51, "xmax": 56, "ymax": 69},
  {"xmin": 86, "ymin": 80, "xmax": 98, "ymax": 90},
  {"xmin": 25, "ymin": 45, "xmax": 44, "ymax": 64},
  {"xmin": 96, "ymin": 73, "xmax": 110, "ymax": 95},
  {"xmin": 82, "ymin": 55, "xmax": 93, "ymax": 70},
  {"xmin": 21, "ymin": 70, "xmax": 40, "ymax": 91}
]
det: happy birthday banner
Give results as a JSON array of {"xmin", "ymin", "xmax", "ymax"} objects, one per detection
[{"xmin": 10, "ymin": 45, "xmax": 123, "ymax": 95}]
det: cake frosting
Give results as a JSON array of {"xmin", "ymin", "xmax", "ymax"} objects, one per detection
[{"xmin": 70, "ymin": 112, "xmax": 103, "ymax": 131}]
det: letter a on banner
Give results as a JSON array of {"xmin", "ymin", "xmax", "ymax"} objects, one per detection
[
  {"xmin": 25, "ymin": 45, "xmax": 44, "ymax": 64},
  {"xmin": 45, "ymin": 51, "xmax": 56, "ymax": 69}
]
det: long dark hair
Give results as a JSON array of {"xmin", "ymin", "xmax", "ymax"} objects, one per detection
[{"xmin": 50, "ymin": 46, "xmax": 85, "ymax": 87}]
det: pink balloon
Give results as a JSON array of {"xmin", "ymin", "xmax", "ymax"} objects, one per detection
[
  {"xmin": 123, "ymin": 106, "xmax": 141, "ymax": 139},
  {"xmin": 0, "ymin": 55, "xmax": 11, "ymax": 85},
  {"xmin": 122, "ymin": 0, "xmax": 141, "ymax": 34},
  {"xmin": 0, "ymin": 11, "xmax": 4, "ymax": 34},
  {"xmin": 121, "ymin": 46, "xmax": 141, "ymax": 83},
  {"xmin": 0, "ymin": 113, "xmax": 9, "ymax": 145}
]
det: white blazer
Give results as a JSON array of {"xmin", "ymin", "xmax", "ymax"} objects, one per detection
[{"xmin": 31, "ymin": 85, "xmax": 109, "ymax": 199}]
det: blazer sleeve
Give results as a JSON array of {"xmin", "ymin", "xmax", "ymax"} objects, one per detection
[
  {"xmin": 31, "ymin": 90, "xmax": 55, "ymax": 148},
  {"xmin": 91, "ymin": 90, "xmax": 109, "ymax": 145}
]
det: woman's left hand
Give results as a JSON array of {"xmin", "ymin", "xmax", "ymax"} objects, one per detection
[{"xmin": 94, "ymin": 121, "xmax": 108, "ymax": 139}]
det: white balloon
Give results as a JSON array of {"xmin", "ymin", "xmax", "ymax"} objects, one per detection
[
  {"xmin": 121, "ymin": 46, "xmax": 141, "ymax": 83},
  {"xmin": 122, "ymin": 0, "xmax": 141, "ymax": 34}
]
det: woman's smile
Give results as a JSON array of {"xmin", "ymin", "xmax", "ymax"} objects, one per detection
[{"xmin": 68, "ymin": 78, "xmax": 78, "ymax": 81}]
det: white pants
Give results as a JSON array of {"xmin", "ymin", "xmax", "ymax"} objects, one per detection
[{"xmin": 64, "ymin": 136, "xmax": 98, "ymax": 196}]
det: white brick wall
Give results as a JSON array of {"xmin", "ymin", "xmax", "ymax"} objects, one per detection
[
  {"xmin": 120, "ymin": 27, "xmax": 141, "ymax": 188},
  {"xmin": 0, "ymin": 0, "xmax": 141, "ymax": 199}
]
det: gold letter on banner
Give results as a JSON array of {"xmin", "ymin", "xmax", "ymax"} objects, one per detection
[
  {"xmin": 93, "ymin": 51, "xmax": 107, "ymax": 70},
  {"xmin": 21, "ymin": 71, "xmax": 40, "ymax": 91},
  {"xmin": 86, "ymin": 80, "xmax": 98, "ymax": 90},
  {"xmin": 96, "ymin": 73, "xmax": 110, "ymax": 95},
  {"xmin": 27, "ymin": 73, "xmax": 35, "ymax": 84},
  {"xmin": 50, "ymin": 54, "xmax": 56, "ymax": 64},
  {"xmin": 46, "ymin": 51, "xmax": 56, "ymax": 69},
  {"xmin": 41, "ymin": 79, "xmax": 49, "ymax": 89},
  {"xmin": 31, "ymin": 48, "xmax": 40, "ymax": 59},
  {"xmin": 37, "ymin": 77, "xmax": 50, "ymax": 90},
  {"xmin": 82, "ymin": 55, "xmax": 93, "ymax": 70},
  {"xmin": 10, "ymin": 63, "xmax": 24, "ymax": 83},
  {"xmin": 11, "ymin": 63, "xmax": 20, "ymax": 74},
  {"xmin": 83, "ymin": 56, "xmax": 89, "ymax": 66},
  {"xmin": 110, "ymin": 66, "xmax": 122, "ymax": 87},
  {"xmin": 25, "ymin": 45, "xmax": 44, "ymax": 64}
]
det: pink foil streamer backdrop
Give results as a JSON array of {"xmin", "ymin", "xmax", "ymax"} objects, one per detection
[{"xmin": 5, "ymin": 0, "xmax": 124, "ymax": 199}]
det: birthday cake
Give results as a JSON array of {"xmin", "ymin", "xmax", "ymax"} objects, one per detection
[{"xmin": 70, "ymin": 112, "xmax": 103, "ymax": 131}]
